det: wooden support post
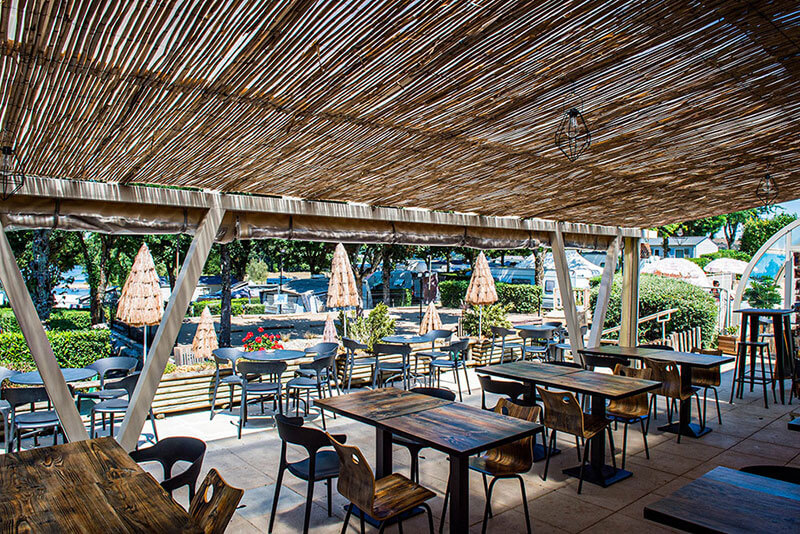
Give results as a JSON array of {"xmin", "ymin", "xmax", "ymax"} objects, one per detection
[
  {"xmin": 118, "ymin": 207, "xmax": 224, "ymax": 451},
  {"xmin": 588, "ymin": 235, "xmax": 621, "ymax": 348},
  {"xmin": 0, "ymin": 221, "xmax": 89, "ymax": 441},
  {"xmin": 551, "ymin": 223, "xmax": 585, "ymax": 365},
  {"xmin": 620, "ymin": 237, "xmax": 641, "ymax": 347}
]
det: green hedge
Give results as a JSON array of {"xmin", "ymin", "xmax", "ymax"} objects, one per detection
[
  {"xmin": 189, "ymin": 298, "xmax": 252, "ymax": 317},
  {"xmin": 0, "ymin": 308, "xmax": 18, "ymax": 333},
  {"xmin": 439, "ymin": 280, "xmax": 541, "ymax": 313},
  {"xmin": 243, "ymin": 303, "xmax": 266, "ymax": 314},
  {"xmin": 0, "ymin": 329, "xmax": 112, "ymax": 371},
  {"xmin": 590, "ymin": 274, "xmax": 717, "ymax": 345},
  {"xmin": 0, "ymin": 309, "xmax": 92, "ymax": 333}
]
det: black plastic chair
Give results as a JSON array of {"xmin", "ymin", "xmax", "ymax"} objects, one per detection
[
  {"xmin": 236, "ymin": 360, "xmax": 286, "ymax": 439},
  {"xmin": 129, "ymin": 436, "xmax": 207, "ymax": 502},
  {"xmin": 269, "ymin": 414, "xmax": 346, "ymax": 534},
  {"xmin": 90, "ymin": 373, "xmax": 158, "ymax": 441},
  {"xmin": 490, "ymin": 326, "xmax": 524, "ymax": 364},
  {"xmin": 296, "ymin": 342, "xmax": 341, "ymax": 391},
  {"xmin": 392, "ymin": 387, "xmax": 456, "ymax": 483},
  {"xmin": 430, "ymin": 338, "xmax": 471, "ymax": 401},
  {"xmin": 342, "ymin": 338, "xmax": 374, "ymax": 392},
  {"xmin": 0, "ymin": 366, "xmax": 18, "ymax": 452},
  {"xmin": 2, "ymin": 386, "xmax": 61, "ymax": 452},
  {"xmin": 477, "ymin": 374, "xmax": 534, "ymax": 410},
  {"xmin": 519, "ymin": 327, "xmax": 554, "ymax": 361},
  {"xmin": 580, "ymin": 351, "xmax": 631, "ymax": 370},
  {"xmin": 372, "ymin": 343, "xmax": 412, "ymax": 390},
  {"xmin": 209, "ymin": 347, "xmax": 244, "ymax": 420},
  {"xmin": 553, "ymin": 325, "xmax": 587, "ymax": 362},
  {"xmin": 76, "ymin": 356, "xmax": 138, "ymax": 411},
  {"xmin": 286, "ymin": 347, "xmax": 338, "ymax": 430},
  {"xmin": 415, "ymin": 329, "xmax": 454, "ymax": 384}
]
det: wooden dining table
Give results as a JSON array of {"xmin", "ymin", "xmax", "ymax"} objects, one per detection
[
  {"xmin": 580, "ymin": 345, "xmax": 734, "ymax": 438},
  {"xmin": 0, "ymin": 437, "xmax": 201, "ymax": 533},
  {"xmin": 644, "ymin": 466, "xmax": 800, "ymax": 533},
  {"xmin": 315, "ymin": 387, "xmax": 543, "ymax": 534},
  {"xmin": 477, "ymin": 361, "xmax": 660, "ymax": 488}
]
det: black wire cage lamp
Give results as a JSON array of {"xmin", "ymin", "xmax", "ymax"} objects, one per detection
[
  {"xmin": 0, "ymin": 145, "xmax": 24, "ymax": 201},
  {"xmin": 756, "ymin": 166, "xmax": 779, "ymax": 211},
  {"xmin": 555, "ymin": 101, "xmax": 591, "ymax": 162}
]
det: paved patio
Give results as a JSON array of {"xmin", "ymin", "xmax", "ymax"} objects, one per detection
[{"xmin": 114, "ymin": 365, "xmax": 798, "ymax": 533}]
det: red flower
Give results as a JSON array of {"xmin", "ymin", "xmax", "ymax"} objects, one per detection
[
  {"xmin": 257, "ymin": 327, "xmax": 264, "ymax": 333},
  {"xmin": 243, "ymin": 332, "xmax": 253, "ymax": 341},
  {"xmin": 255, "ymin": 336, "xmax": 262, "ymax": 343}
]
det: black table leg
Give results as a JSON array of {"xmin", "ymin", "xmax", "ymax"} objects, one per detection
[
  {"xmin": 523, "ymin": 382, "xmax": 559, "ymax": 461},
  {"xmin": 659, "ymin": 364, "xmax": 710, "ymax": 438},
  {"xmin": 376, "ymin": 428, "xmax": 392, "ymax": 478},
  {"xmin": 773, "ymin": 315, "xmax": 786, "ymax": 404},
  {"xmin": 449, "ymin": 453, "xmax": 469, "ymax": 534},
  {"xmin": 563, "ymin": 393, "xmax": 630, "ymax": 487}
]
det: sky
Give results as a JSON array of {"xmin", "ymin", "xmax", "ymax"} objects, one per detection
[{"xmin": 777, "ymin": 199, "xmax": 800, "ymax": 217}]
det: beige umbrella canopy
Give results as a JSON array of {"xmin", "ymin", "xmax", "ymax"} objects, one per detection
[
  {"xmin": 419, "ymin": 301, "xmax": 443, "ymax": 336},
  {"xmin": 322, "ymin": 314, "xmax": 338, "ymax": 343},
  {"xmin": 327, "ymin": 243, "xmax": 359, "ymax": 336},
  {"xmin": 465, "ymin": 252, "xmax": 497, "ymax": 338},
  {"xmin": 116, "ymin": 243, "xmax": 164, "ymax": 359},
  {"xmin": 192, "ymin": 306, "xmax": 219, "ymax": 361}
]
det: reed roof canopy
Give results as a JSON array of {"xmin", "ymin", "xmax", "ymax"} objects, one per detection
[{"xmin": 0, "ymin": 0, "xmax": 798, "ymax": 230}]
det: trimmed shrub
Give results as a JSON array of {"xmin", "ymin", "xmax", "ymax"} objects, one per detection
[
  {"xmin": 0, "ymin": 308, "xmax": 19, "ymax": 333},
  {"xmin": 439, "ymin": 280, "xmax": 542, "ymax": 313},
  {"xmin": 439, "ymin": 280, "xmax": 469, "ymax": 308},
  {"xmin": 243, "ymin": 303, "xmax": 266, "ymax": 315},
  {"xmin": 590, "ymin": 274, "xmax": 717, "ymax": 345},
  {"xmin": 48, "ymin": 310, "xmax": 92, "ymax": 331},
  {"xmin": 0, "ymin": 329, "xmax": 112, "ymax": 371},
  {"xmin": 338, "ymin": 303, "xmax": 396, "ymax": 351},
  {"xmin": 463, "ymin": 303, "xmax": 512, "ymax": 338},
  {"xmin": 190, "ymin": 298, "xmax": 251, "ymax": 317}
]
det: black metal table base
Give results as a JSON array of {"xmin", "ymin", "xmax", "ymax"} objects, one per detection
[
  {"xmin": 657, "ymin": 422, "xmax": 710, "ymax": 439},
  {"xmin": 562, "ymin": 464, "xmax": 632, "ymax": 487},
  {"xmin": 346, "ymin": 503, "xmax": 424, "ymax": 527}
]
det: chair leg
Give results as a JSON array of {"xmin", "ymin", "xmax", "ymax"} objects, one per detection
[
  {"xmin": 575, "ymin": 436, "xmax": 581, "ymax": 462},
  {"xmin": 712, "ymin": 387, "xmax": 722, "ymax": 424},
  {"xmin": 410, "ymin": 450, "xmax": 420, "ymax": 484},
  {"xmin": 482, "ymin": 474, "xmax": 492, "ymax": 518},
  {"xmin": 695, "ymin": 394, "xmax": 704, "ymax": 431},
  {"xmin": 453, "ymin": 365, "xmax": 463, "ymax": 402},
  {"xmin": 360, "ymin": 512, "xmax": 366, "ymax": 534},
  {"xmin": 421, "ymin": 503, "xmax": 435, "ymax": 534},
  {"xmin": 543, "ymin": 430, "xmax": 556, "ymax": 481},
  {"xmin": 327, "ymin": 479, "xmax": 332, "ymax": 516},
  {"xmin": 577, "ymin": 434, "xmax": 591, "ymax": 494},
  {"xmin": 621, "ymin": 422, "xmax": 628, "ymax": 470},
  {"xmin": 640, "ymin": 419, "xmax": 650, "ymax": 460},
  {"xmin": 607, "ymin": 426, "xmax": 617, "ymax": 470},
  {"xmin": 268, "ymin": 466, "xmax": 284, "ymax": 533},
  {"xmin": 90, "ymin": 410, "xmax": 96, "ymax": 439},
  {"xmin": 210, "ymin": 379, "xmax": 219, "ymax": 420},
  {"xmin": 340, "ymin": 503, "xmax": 352, "ymax": 534},
  {"xmin": 238, "ymin": 392, "xmax": 246, "ymax": 439},
  {"xmin": 461, "ymin": 361, "xmax": 471, "ymax": 394},
  {"xmin": 481, "ymin": 477, "xmax": 499, "ymax": 534},
  {"xmin": 516, "ymin": 475, "xmax": 532, "ymax": 534},
  {"xmin": 149, "ymin": 409, "xmax": 158, "ymax": 441},
  {"xmin": 303, "ymin": 477, "xmax": 314, "ymax": 534}
]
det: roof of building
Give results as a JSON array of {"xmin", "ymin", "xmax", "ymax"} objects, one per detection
[{"xmin": 646, "ymin": 236, "xmax": 715, "ymax": 247}]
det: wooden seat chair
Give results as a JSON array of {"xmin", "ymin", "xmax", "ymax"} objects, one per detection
[
  {"xmin": 439, "ymin": 398, "xmax": 542, "ymax": 534},
  {"xmin": 328, "ymin": 434, "xmax": 436, "ymax": 533},
  {"xmin": 642, "ymin": 358, "xmax": 702, "ymax": 443},
  {"xmin": 189, "ymin": 468, "xmax": 244, "ymax": 534},
  {"xmin": 690, "ymin": 347, "xmax": 724, "ymax": 426},
  {"xmin": 537, "ymin": 386, "xmax": 616, "ymax": 494},
  {"xmin": 606, "ymin": 365, "xmax": 652, "ymax": 469}
]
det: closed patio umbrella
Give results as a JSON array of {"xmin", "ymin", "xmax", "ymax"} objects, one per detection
[
  {"xmin": 419, "ymin": 301, "xmax": 443, "ymax": 336},
  {"xmin": 192, "ymin": 305, "xmax": 218, "ymax": 361},
  {"xmin": 323, "ymin": 313, "xmax": 338, "ymax": 343},
  {"xmin": 465, "ymin": 252, "xmax": 497, "ymax": 338},
  {"xmin": 116, "ymin": 243, "xmax": 164, "ymax": 360},
  {"xmin": 327, "ymin": 243, "xmax": 359, "ymax": 336}
]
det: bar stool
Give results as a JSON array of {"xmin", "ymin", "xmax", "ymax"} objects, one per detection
[{"xmin": 730, "ymin": 341, "xmax": 776, "ymax": 409}]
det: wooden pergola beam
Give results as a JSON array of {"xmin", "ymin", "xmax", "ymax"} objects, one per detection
[
  {"xmin": 620, "ymin": 237, "xmax": 641, "ymax": 347},
  {"xmin": 588, "ymin": 234, "xmax": 621, "ymax": 348},
  {"xmin": 0, "ymin": 220, "xmax": 89, "ymax": 441},
  {"xmin": 551, "ymin": 223, "xmax": 585, "ymax": 363},
  {"xmin": 118, "ymin": 206, "xmax": 224, "ymax": 451}
]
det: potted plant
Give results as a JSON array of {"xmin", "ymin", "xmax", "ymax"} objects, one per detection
[
  {"xmin": 717, "ymin": 325, "xmax": 738, "ymax": 355},
  {"xmin": 743, "ymin": 276, "xmax": 782, "ymax": 309}
]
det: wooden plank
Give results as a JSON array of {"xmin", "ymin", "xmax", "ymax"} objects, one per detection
[
  {"xmin": 551, "ymin": 223, "xmax": 585, "ymax": 358},
  {"xmin": 588, "ymin": 234, "xmax": 621, "ymax": 350},
  {"xmin": 620, "ymin": 237, "xmax": 640, "ymax": 347},
  {"xmin": 0, "ymin": 220, "xmax": 89, "ymax": 442},
  {"xmin": 314, "ymin": 387, "xmax": 453, "ymax": 424},
  {"xmin": 536, "ymin": 369, "xmax": 660, "ymax": 400},
  {"xmin": 118, "ymin": 206, "xmax": 224, "ymax": 451},
  {"xmin": 581, "ymin": 345, "xmax": 734, "ymax": 368},
  {"xmin": 476, "ymin": 361, "xmax": 582, "ymax": 382}
]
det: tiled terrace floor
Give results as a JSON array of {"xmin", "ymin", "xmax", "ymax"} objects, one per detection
[{"xmin": 93, "ymin": 366, "xmax": 800, "ymax": 532}]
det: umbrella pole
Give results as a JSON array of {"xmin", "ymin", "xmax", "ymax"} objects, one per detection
[
  {"xmin": 143, "ymin": 325, "xmax": 147, "ymax": 362},
  {"xmin": 343, "ymin": 308, "xmax": 347, "ymax": 338},
  {"xmin": 479, "ymin": 305, "xmax": 483, "ymax": 340}
]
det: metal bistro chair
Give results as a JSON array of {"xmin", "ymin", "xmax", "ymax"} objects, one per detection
[
  {"xmin": 342, "ymin": 337, "xmax": 375, "ymax": 392},
  {"xmin": 269, "ymin": 414, "xmax": 347, "ymax": 534},
  {"xmin": 477, "ymin": 374, "xmax": 534, "ymax": 410},
  {"xmin": 2, "ymin": 385, "xmax": 61, "ymax": 452},
  {"xmin": 553, "ymin": 325, "xmax": 588, "ymax": 363},
  {"xmin": 129, "ymin": 436, "xmax": 206, "ymax": 503},
  {"xmin": 329, "ymin": 434, "xmax": 436, "ymax": 534},
  {"xmin": 606, "ymin": 364, "xmax": 653, "ymax": 469},
  {"xmin": 76, "ymin": 356, "xmax": 138, "ymax": 412},
  {"xmin": 391, "ymin": 387, "xmax": 456, "ymax": 483},
  {"xmin": 236, "ymin": 360, "xmax": 286, "ymax": 439},
  {"xmin": 580, "ymin": 350, "xmax": 631, "ymax": 371},
  {"xmin": 296, "ymin": 342, "xmax": 342, "ymax": 393},
  {"xmin": 642, "ymin": 357, "xmax": 702, "ymax": 443},
  {"xmin": 209, "ymin": 347, "xmax": 245, "ymax": 420},
  {"xmin": 690, "ymin": 347, "xmax": 724, "ymax": 426},
  {"xmin": 490, "ymin": 326, "xmax": 524, "ymax": 364},
  {"xmin": 90, "ymin": 373, "xmax": 159, "ymax": 441},
  {"xmin": 372, "ymin": 343, "xmax": 413, "ymax": 390},
  {"xmin": 0, "ymin": 366, "xmax": 19, "ymax": 452},
  {"xmin": 414, "ymin": 329, "xmax": 454, "ymax": 385},
  {"xmin": 286, "ymin": 346, "xmax": 338, "ymax": 430},
  {"xmin": 429, "ymin": 338, "xmax": 471, "ymax": 401},
  {"xmin": 189, "ymin": 468, "xmax": 244, "ymax": 534},
  {"xmin": 538, "ymin": 386, "xmax": 616, "ymax": 494},
  {"xmin": 519, "ymin": 326, "xmax": 554, "ymax": 361},
  {"xmin": 440, "ymin": 398, "xmax": 542, "ymax": 534}
]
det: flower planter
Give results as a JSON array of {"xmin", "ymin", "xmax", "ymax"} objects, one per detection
[{"xmin": 717, "ymin": 334, "xmax": 738, "ymax": 355}]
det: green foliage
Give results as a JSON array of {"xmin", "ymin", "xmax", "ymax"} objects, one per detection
[
  {"xmin": 590, "ymin": 274, "xmax": 717, "ymax": 345},
  {"xmin": 243, "ymin": 303, "xmax": 266, "ymax": 315},
  {"xmin": 246, "ymin": 259, "xmax": 271, "ymax": 282},
  {"xmin": 740, "ymin": 214, "xmax": 797, "ymax": 256},
  {"xmin": 189, "ymin": 298, "xmax": 251, "ymax": 316},
  {"xmin": 462, "ymin": 303, "xmax": 512, "ymax": 338},
  {"xmin": 0, "ymin": 308, "xmax": 19, "ymax": 333},
  {"xmin": 439, "ymin": 280, "xmax": 541, "ymax": 313},
  {"xmin": 0, "ymin": 329, "xmax": 111, "ymax": 371},
  {"xmin": 339, "ymin": 303, "xmax": 396, "ymax": 351},
  {"xmin": 48, "ymin": 310, "xmax": 92, "ymax": 331},
  {"xmin": 687, "ymin": 249, "xmax": 752, "ymax": 270},
  {"xmin": 743, "ymin": 276, "xmax": 782, "ymax": 309},
  {"xmin": 401, "ymin": 288, "xmax": 413, "ymax": 307},
  {"xmin": 163, "ymin": 362, "xmax": 177, "ymax": 375}
]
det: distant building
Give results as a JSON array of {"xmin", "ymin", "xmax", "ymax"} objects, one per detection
[{"xmin": 646, "ymin": 236, "xmax": 718, "ymax": 259}]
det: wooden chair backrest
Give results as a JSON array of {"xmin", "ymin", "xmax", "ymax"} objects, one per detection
[
  {"xmin": 483, "ymin": 398, "xmax": 540, "ymax": 470},
  {"xmin": 642, "ymin": 357, "xmax": 681, "ymax": 398},
  {"xmin": 690, "ymin": 347, "xmax": 722, "ymax": 386},
  {"xmin": 189, "ymin": 468, "xmax": 244, "ymax": 534},
  {"xmin": 536, "ymin": 386, "xmax": 584, "ymax": 435},
  {"xmin": 608, "ymin": 364, "xmax": 652, "ymax": 416},
  {"xmin": 328, "ymin": 434, "xmax": 375, "ymax": 514}
]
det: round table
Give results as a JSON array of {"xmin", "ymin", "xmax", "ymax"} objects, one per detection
[
  {"xmin": 382, "ymin": 335, "xmax": 430, "ymax": 345},
  {"xmin": 515, "ymin": 324, "xmax": 559, "ymax": 332},
  {"xmin": 9, "ymin": 367, "xmax": 97, "ymax": 386},
  {"xmin": 241, "ymin": 349, "xmax": 306, "ymax": 362}
]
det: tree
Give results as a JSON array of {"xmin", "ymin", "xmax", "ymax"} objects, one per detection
[
  {"xmin": 227, "ymin": 240, "xmax": 252, "ymax": 282},
  {"xmin": 218, "ymin": 244, "xmax": 232, "ymax": 347},
  {"xmin": 77, "ymin": 233, "xmax": 116, "ymax": 324},
  {"xmin": 346, "ymin": 244, "xmax": 382, "ymax": 305},
  {"xmin": 721, "ymin": 209, "xmax": 761, "ymax": 249},
  {"xmin": 740, "ymin": 214, "xmax": 797, "ymax": 256}
]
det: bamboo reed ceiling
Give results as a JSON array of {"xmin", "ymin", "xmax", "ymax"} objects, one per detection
[{"xmin": 1, "ymin": 1, "xmax": 799, "ymax": 227}]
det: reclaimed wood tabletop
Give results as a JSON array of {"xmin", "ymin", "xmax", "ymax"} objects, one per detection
[
  {"xmin": 644, "ymin": 466, "xmax": 800, "ymax": 533},
  {"xmin": 0, "ymin": 437, "xmax": 201, "ymax": 533},
  {"xmin": 313, "ymin": 387, "xmax": 453, "ymax": 424},
  {"xmin": 476, "ymin": 361, "xmax": 582, "ymax": 382},
  {"xmin": 580, "ymin": 345, "xmax": 734, "ymax": 369},
  {"xmin": 530, "ymin": 369, "xmax": 660, "ymax": 400}
]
